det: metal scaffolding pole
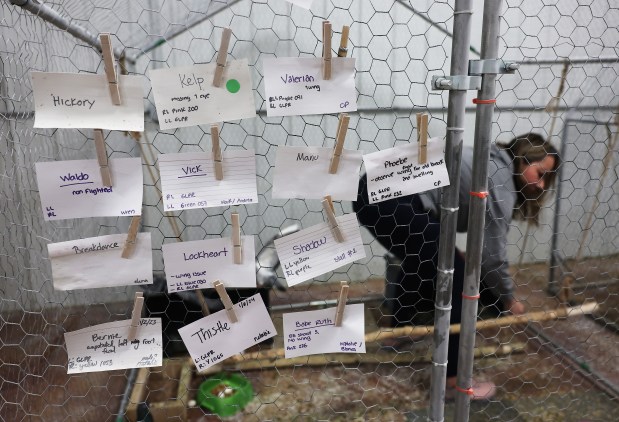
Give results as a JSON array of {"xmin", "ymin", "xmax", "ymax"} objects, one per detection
[
  {"xmin": 9, "ymin": 0, "xmax": 123, "ymax": 59},
  {"xmin": 454, "ymin": 0, "xmax": 503, "ymax": 419},
  {"xmin": 428, "ymin": 0, "xmax": 474, "ymax": 420}
]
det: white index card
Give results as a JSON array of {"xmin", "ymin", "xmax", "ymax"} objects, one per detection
[
  {"xmin": 65, "ymin": 318, "xmax": 162, "ymax": 374},
  {"xmin": 48, "ymin": 233, "xmax": 153, "ymax": 291},
  {"xmin": 162, "ymin": 236, "xmax": 257, "ymax": 292},
  {"xmin": 284, "ymin": 0, "xmax": 314, "ymax": 9},
  {"xmin": 272, "ymin": 146, "xmax": 362, "ymax": 200},
  {"xmin": 274, "ymin": 213, "xmax": 366, "ymax": 287},
  {"xmin": 283, "ymin": 304, "xmax": 366, "ymax": 358},
  {"xmin": 263, "ymin": 57, "xmax": 357, "ymax": 117},
  {"xmin": 178, "ymin": 294, "xmax": 277, "ymax": 372},
  {"xmin": 35, "ymin": 157, "xmax": 143, "ymax": 220},
  {"xmin": 362, "ymin": 138, "xmax": 450, "ymax": 204},
  {"xmin": 150, "ymin": 59, "xmax": 257, "ymax": 129},
  {"xmin": 31, "ymin": 72, "xmax": 144, "ymax": 131},
  {"xmin": 158, "ymin": 150, "xmax": 258, "ymax": 211}
]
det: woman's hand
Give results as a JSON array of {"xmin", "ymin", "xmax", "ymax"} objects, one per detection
[{"xmin": 505, "ymin": 298, "xmax": 525, "ymax": 315}]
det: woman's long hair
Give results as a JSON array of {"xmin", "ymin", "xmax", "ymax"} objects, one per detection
[{"xmin": 499, "ymin": 133, "xmax": 561, "ymax": 225}]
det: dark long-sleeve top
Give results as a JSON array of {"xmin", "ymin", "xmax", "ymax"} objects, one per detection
[{"xmin": 417, "ymin": 144, "xmax": 516, "ymax": 301}]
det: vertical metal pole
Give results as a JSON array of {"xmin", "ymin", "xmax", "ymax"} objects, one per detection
[
  {"xmin": 548, "ymin": 117, "xmax": 570, "ymax": 295},
  {"xmin": 454, "ymin": 0, "xmax": 503, "ymax": 420},
  {"xmin": 428, "ymin": 0, "xmax": 474, "ymax": 420}
]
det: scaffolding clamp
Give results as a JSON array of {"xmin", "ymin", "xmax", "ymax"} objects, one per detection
[
  {"xmin": 431, "ymin": 75, "xmax": 481, "ymax": 91},
  {"xmin": 468, "ymin": 59, "xmax": 519, "ymax": 75}
]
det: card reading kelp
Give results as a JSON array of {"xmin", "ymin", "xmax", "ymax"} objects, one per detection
[{"xmin": 150, "ymin": 59, "xmax": 256, "ymax": 129}]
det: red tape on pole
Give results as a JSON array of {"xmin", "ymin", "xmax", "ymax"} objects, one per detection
[
  {"xmin": 472, "ymin": 98, "xmax": 496, "ymax": 104},
  {"xmin": 469, "ymin": 191, "xmax": 489, "ymax": 199}
]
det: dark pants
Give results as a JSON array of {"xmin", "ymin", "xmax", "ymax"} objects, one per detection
[{"xmin": 354, "ymin": 175, "xmax": 462, "ymax": 377}]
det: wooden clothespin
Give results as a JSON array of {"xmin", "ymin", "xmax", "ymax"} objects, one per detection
[
  {"xmin": 99, "ymin": 33, "xmax": 121, "ymax": 105},
  {"xmin": 231, "ymin": 212, "xmax": 242, "ymax": 264},
  {"xmin": 329, "ymin": 113, "xmax": 350, "ymax": 174},
  {"xmin": 338, "ymin": 25, "xmax": 350, "ymax": 58},
  {"xmin": 211, "ymin": 124, "xmax": 223, "ymax": 181},
  {"xmin": 127, "ymin": 292, "xmax": 144, "ymax": 342},
  {"xmin": 213, "ymin": 27, "xmax": 232, "ymax": 87},
  {"xmin": 322, "ymin": 21, "xmax": 332, "ymax": 80},
  {"xmin": 416, "ymin": 113, "xmax": 428, "ymax": 164},
  {"xmin": 214, "ymin": 280, "xmax": 238, "ymax": 323},
  {"xmin": 334, "ymin": 281, "xmax": 349, "ymax": 327},
  {"xmin": 322, "ymin": 196, "xmax": 344, "ymax": 243},
  {"xmin": 122, "ymin": 216, "xmax": 141, "ymax": 259},
  {"xmin": 94, "ymin": 129, "xmax": 112, "ymax": 187},
  {"xmin": 195, "ymin": 290, "xmax": 210, "ymax": 317}
]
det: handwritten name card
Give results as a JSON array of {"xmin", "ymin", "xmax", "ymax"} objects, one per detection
[
  {"xmin": 36, "ymin": 158, "xmax": 143, "ymax": 220},
  {"xmin": 31, "ymin": 72, "xmax": 144, "ymax": 131},
  {"xmin": 178, "ymin": 294, "xmax": 276, "ymax": 372},
  {"xmin": 285, "ymin": 0, "xmax": 314, "ymax": 9},
  {"xmin": 272, "ymin": 146, "xmax": 362, "ymax": 201},
  {"xmin": 48, "ymin": 233, "xmax": 153, "ymax": 291},
  {"xmin": 162, "ymin": 236, "xmax": 257, "ymax": 292},
  {"xmin": 65, "ymin": 318, "xmax": 162, "ymax": 374},
  {"xmin": 363, "ymin": 138, "xmax": 450, "ymax": 204},
  {"xmin": 150, "ymin": 59, "xmax": 257, "ymax": 130},
  {"xmin": 283, "ymin": 304, "xmax": 366, "ymax": 358},
  {"xmin": 274, "ymin": 213, "xmax": 366, "ymax": 287},
  {"xmin": 263, "ymin": 57, "xmax": 357, "ymax": 117},
  {"xmin": 158, "ymin": 150, "xmax": 257, "ymax": 211}
]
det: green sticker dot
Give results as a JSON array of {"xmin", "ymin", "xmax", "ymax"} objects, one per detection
[{"xmin": 226, "ymin": 79, "xmax": 241, "ymax": 93}]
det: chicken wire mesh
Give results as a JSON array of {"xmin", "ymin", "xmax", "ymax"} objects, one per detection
[{"xmin": 1, "ymin": 0, "xmax": 618, "ymax": 421}]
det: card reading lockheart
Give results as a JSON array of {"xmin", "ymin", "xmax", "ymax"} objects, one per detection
[
  {"xmin": 162, "ymin": 236, "xmax": 257, "ymax": 292},
  {"xmin": 150, "ymin": 59, "xmax": 257, "ymax": 129},
  {"xmin": 362, "ymin": 138, "xmax": 450, "ymax": 204}
]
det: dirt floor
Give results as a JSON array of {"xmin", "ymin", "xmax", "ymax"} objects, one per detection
[{"xmin": 1, "ymin": 259, "xmax": 618, "ymax": 421}]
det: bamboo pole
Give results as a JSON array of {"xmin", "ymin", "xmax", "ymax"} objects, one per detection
[
  {"xmin": 197, "ymin": 343, "xmax": 527, "ymax": 376},
  {"xmin": 191, "ymin": 302, "xmax": 596, "ymax": 368}
]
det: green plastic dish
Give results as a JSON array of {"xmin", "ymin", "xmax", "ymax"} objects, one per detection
[{"xmin": 197, "ymin": 373, "xmax": 254, "ymax": 417}]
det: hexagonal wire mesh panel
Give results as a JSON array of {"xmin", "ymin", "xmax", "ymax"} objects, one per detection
[{"xmin": 1, "ymin": 0, "xmax": 618, "ymax": 421}]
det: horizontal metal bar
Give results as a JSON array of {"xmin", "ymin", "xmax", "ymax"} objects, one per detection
[
  {"xmin": 3, "ymin": 104, "xmax": 618, "ymax": 121},
  {"xmin": 519, "ymin": 57, "xmax": 619, "ymax": 66},
  {"xmin": 270, "ymin": 294, "xmax": 383, "ymax": 312}
]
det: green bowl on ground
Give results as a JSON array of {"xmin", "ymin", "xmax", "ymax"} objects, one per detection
[{"xmin": 197, "ymin": 373, "xmax": 254, "ymax": 417}]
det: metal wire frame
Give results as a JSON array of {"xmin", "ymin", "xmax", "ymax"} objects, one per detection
[{"xmin": 548, "ymin": 115, "xmax": 619, "ymax": 295}]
